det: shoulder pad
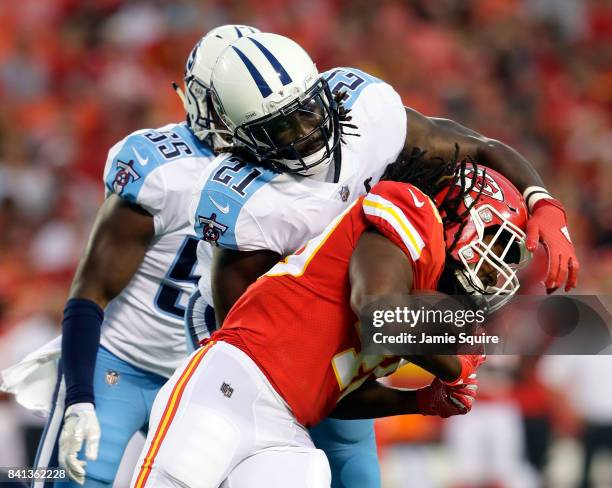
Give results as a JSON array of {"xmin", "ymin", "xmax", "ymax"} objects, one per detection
[
  {"xmin": 193, "ymin": 155, "xmax": 280, "ymax": 249},
  {"xmin": 104, "ymin": 124, "xmax": 214, "ymax": 211},
  {"xmin": 322, "ymin": 67, "xmax": 384, "ymax": 109},
  {"xmin": 363, "ymin": 181, "xmax": 441, "ymax": 262}
]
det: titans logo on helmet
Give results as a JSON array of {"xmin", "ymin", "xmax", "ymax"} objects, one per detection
[{"xmin": 184, "ymin": 39, "xmax": 202, "ymax": 76}]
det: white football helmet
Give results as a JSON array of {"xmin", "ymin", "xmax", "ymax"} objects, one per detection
[
  {"xmin": 180, "ymin": 24, "xmax": 260, "ymax": 149},
  {"xmin": 210, "ymin": 33, "xmax": 340, "ymax": 175}
]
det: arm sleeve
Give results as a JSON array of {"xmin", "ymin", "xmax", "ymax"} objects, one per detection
[
  {"xmin": 350, "ymin": 80, "xmax": 407, "ymax": 162},
  {"xmin": 61, "ymin": 298, "xmax": 103, "ymax": 407},
  {"xmin": 362, "ymin": 182, "xmax": 448, "ymax": 289}
]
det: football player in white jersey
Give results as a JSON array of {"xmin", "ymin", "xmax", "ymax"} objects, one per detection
[
  {"xmin": 28, "ymin": 25, "xmax": 260, "ymax": 488},
  {"xmin": 188, "ymin": 33, "xmax": 580, "ymax": 488}
]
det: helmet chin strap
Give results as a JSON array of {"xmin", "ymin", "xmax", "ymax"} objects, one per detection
[{"xmin": 454, "ymin": 269, "xmax": 482, "ymax": 297}]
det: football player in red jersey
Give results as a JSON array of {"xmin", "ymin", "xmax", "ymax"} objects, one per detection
[{"xmin": 131, "ymin": 153, "xmax": 530, "ymax": 488}]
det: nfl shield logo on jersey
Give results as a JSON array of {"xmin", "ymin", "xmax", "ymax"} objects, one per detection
[
  {"xmin": 338, "ymin": 185, "xmax": 350, "ymax": 202},
  {"xmin": 220, "ymin": 382, "xmax": 234, "ymax": 398},
  {"xmin": 105, "ymin": 370, "xmax": 120, "ymax": 386}
]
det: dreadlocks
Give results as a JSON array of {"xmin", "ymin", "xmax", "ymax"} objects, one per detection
[
  {"xmin": 379, "ymin": 144, "xmax": 486, "ymax": 254},
  {"xmin": 380, "ymin": 145, "xmax": 490, "ymax": 309},
  {"xmin": 335, "ymin": 90, "xmax": 360, "ymax": 142}
]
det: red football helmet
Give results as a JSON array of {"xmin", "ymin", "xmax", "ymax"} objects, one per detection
[{"xmin": 434, "ymin": 165, "xmax": 531, "ymax": 312}]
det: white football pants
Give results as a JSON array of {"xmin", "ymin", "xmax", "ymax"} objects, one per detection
[{"xmin": 130, "ymin": 340, "xmax": 331, "ymax": 488}]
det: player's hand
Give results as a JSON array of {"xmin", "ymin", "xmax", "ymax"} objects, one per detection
[
  {"xmin": 416, "ymin": 376, "xmax": 478, "ymax": 418},
  {"xmin": 442, "ymin": 354, "xmax": 486, "ymax": 387},
  {"xmin": 525, "ymin": 199, "xmax": 579, "ymax": 292},
  {"xmin": 59, "ymin": 402, "xmax": 100, "ymax": 485}
]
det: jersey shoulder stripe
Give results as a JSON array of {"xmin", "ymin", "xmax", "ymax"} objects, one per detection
[
  {"xmin": 363, "ymin": 192, "xmax": 425, "ymax": 261},
  {"xmin": 322, "ymin": 67, "xmax": 384, "ymax": 109},
  {"xmin": 104, "ymin": 123, "xmax": 213, "ymax": 208},
  {"xmin": 362, "ymin": 181, "xmax": 440, "ymax": 263},
  {"xmin": 194, "ymin": 155, "xmax": 280, "ymax": 249}
]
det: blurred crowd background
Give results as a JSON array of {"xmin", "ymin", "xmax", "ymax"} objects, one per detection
[{"xmin": 0, "ymin": 0, "xmax": 610, "ymax": 487}]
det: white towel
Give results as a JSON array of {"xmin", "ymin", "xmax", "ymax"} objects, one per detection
[{"xmin": 1, "ymin": 336, "xmax": 61, "ymax": 415}]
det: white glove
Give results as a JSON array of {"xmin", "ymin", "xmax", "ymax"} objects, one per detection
[{"xmin": 59, "ymin": 402, "xmax": 101, "ymax": 485}]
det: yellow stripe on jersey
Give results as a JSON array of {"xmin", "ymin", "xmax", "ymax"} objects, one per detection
[
  {"xmin": 362, "ymin": 194, "xmax": 425, "ymax": 261},
  {"xmin": 331, "ymin": 348, "xmax": 359, "ymax": 390}
]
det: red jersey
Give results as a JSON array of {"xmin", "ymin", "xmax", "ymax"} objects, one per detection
[{"xmin": 211, "ymin": 181, "xmax": 446, "ymax": 427}]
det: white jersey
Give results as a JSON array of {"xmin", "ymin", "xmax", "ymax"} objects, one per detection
[
  {"xmin": 102, "ymin": 122, "xmax": 214, "ymax": 378},
  {"xmin": 191, "ymin": 67, "xmax": 406, "ymax": 301}
]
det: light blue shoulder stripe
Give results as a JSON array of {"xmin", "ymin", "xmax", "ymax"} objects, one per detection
[
  {"xmin": 104, "ymin": 133, "xmax": 160, "ymax": 205},
  {"xmin": 194, "ymin": 157, "xmax": 280, "ymax": 250},
  {"xmin": 323, "ymin": 67, "xmax": 383, "ymax": 109},
  {"xmin": 104, "ymin": 124, "xmax": 213, "ymax": 205}
]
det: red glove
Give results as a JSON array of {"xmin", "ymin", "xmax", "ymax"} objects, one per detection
[
  {"xmin": 525, "ymin": 198, "xmax": 579, "ymax": 292},
  {"xmin": 416, "ymin": 376, "xmax": 478, "ymax": 418},
  {"xmin": 443, "ymin": 354, "xmax": 486, "ymax": 387}
]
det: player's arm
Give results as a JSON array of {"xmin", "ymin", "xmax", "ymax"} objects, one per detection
[
  {"xmin": 193, "ymin": 157, "xmax": 285, "ymax": 325},
  {"xmin": 403, "ymin": 107, "xmax": 543, "ymax": 192},
  {"xmin": 64, "ymin": 195, "xmax": 154, "ymax": 406},
  {"xmin": 345, "ymin": 230, "xmax": 480, "ymax": 420},
  {"xmin": 403, "ymin": 107, "xmax": 578, "ymax": 292},
  {"xmin": 211, "ymin": 247, "xmax": 281, "ymax": 324},
  {"xmin": 330, "ymin": 376, "xmax": 477, "ymax": 420},
  {"xmin": 69, "ymin": 195, "xmax": 154, "ymax": 306},
  {"xmin": 59, "ymin": 195, "xmax": 154, "ymax": 484},
  {"xmin": 62, "ymin": 195, "xmax": 154, "ymax": 407},
  {"xmin": 349, "ymin": 229, "xmax": 465, "ymax": 383}
]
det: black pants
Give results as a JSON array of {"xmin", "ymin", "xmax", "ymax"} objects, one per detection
[
  {"xmin": 579, "ymin": 423, "xmax": 612, "ymax": 488},
  {"xmin": 523, "ymin": 416, "xmax": 551, "ymax": 473}
]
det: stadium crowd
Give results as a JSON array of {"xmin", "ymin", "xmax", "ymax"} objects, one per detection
[{"xmin": 0, "ymin": 0, "xmax": 610, "ymax": 486}]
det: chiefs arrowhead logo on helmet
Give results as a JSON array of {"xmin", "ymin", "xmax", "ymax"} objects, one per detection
[{"xmin": 459, "ymin": 168, "xmax": 504, "ymax": 202}]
